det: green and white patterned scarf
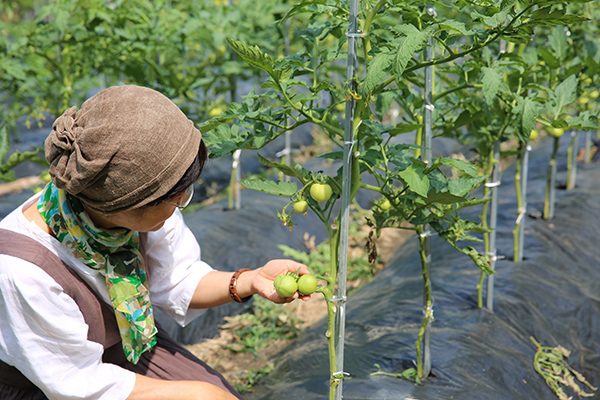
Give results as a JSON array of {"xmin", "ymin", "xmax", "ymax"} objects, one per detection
[{"xmin": 38, "ymin": 182, "xmax": 157, "ymax": 364}]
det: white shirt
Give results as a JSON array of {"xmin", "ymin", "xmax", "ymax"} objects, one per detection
[{"xmin": 0, "ymin": 193, "xmax": 214, "ymax": 400}]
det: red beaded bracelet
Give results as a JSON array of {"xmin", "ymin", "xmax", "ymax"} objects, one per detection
[{"xmin": 229, "ymin": 268, "xmax": 253, "ymax": 303}]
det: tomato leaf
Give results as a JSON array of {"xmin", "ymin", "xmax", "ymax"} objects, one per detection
[
  {"xmin": 461, "ymin": 246, "xmax": 494, "ymax": 275},
  {"xmin": 398, "ymin": 164, "xmax": 429, "ymax": 198},
  {"xmin": 227, "ymin": 37, "xmax": 274, "ymax": 73},
  {"xmin": 481, "ymin": 66, "xmax": 503, "ymax": 104},
  {"xmin": 548, "ymin": 74, "xmax": 577, "ymax": 119},
  {"xmin": 240, "ymin": 179, "xmax": 298, "ymax": 197},
  {"xmin": 257, "ymin": 154, "xmax": 310, "ymax": 184},
  {"xmin": 362, "ymin": 50, "xmax": 394, "ymax": 96},
  {"xmin": 448, "ymin": 176, "xmax": 487, "ymax": 197},
  {"xmin": 425, "ymin": 190, "xmax": 467, "ymax": 205},
  {"xmin": 512, "ymin": 97, "xmax": 543, "ymax": 143},
  {"xmin": 390, "ymin": 24, "xmax": 436, "ymax": 79}
]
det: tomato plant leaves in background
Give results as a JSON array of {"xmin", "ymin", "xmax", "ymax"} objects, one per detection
[
  {"xmin": 362, "ymin": 50, "xmax": 394, "ymax": 97},
  {"xmin": 548, "ymin": 74, "xmax": 577, "ymax": 119},
  {"xmin": 513, "ymin": 97, "xmax": 543, "ymax": 142},
  {"xmin": 257, "ymin": 154, "xmax": 310, "ymax": 185},
  {"xmin": 390, "ymin": 24, "xmax": 436, "ymax": 81},
  {"xmin": 239, "ymin": 179, "xmax": 298, "ymax": 197},
  {"xmin": 481, "ymin": 66, "xmax": 504, "ymax": 104}
]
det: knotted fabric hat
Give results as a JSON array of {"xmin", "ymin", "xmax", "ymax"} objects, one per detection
[{"xmin": 45, "ymin": 85, "xmax": 201, "ymax": 214}]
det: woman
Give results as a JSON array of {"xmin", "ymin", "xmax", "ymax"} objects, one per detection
[{"xmin": 0, "ymin": 85, "xmax": 311, "ymax": 400}]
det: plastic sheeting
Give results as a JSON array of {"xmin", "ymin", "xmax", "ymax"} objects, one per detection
[{"xmin": 244, "ymin": 135, "xmax": 600, "ymax": 400}]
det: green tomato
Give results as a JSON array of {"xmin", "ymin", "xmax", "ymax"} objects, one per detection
[
  {"xmin": 274, "ymin": 275, "xmax": 283, "ymax": 287},
  {"xmin": 579, "ymin": 95, "xmax": 590, "ymax": 105},
  {"xmin": 297, "ymin": 274, "xmax": 318, "ymax": 295},
  {"xmin": 380, "ymin": 199, "xmax": 391, "ymax": 211},
  {"xmin": 547, "ymin": 127, "xmax": 564, "ymax": 138},
  {"xmin": 529, "ymin": 129, "xmax": 538, "ymax": 141},
  {"xmin": 310, "ymin": 183, "xmax": 333, "ymax": 203},
  {"xmin": 274, "ymin": 275, "xmax": 298, "ymax": 298},
  {"xmin": 590, "ymin": 90, "xmax": 599, "ymax": 100},
  {"xmin": 293, "ymin": 200, "xmax": 308, "ymax": 214}
]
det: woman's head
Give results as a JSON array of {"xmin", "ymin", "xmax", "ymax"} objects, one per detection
[{"xmin": 45, "ymin": 85, "xmax": 203, "ymax": 215}]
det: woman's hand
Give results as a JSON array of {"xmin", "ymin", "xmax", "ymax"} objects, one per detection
[
  {"xmin": 190, "ymin": 260, "xmax": 313, "ymax": 309},
  {"xmin": 251, "ymin": 259, "xmax": 312, "ymax": 304}
]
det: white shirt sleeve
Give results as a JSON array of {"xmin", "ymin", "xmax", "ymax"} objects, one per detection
[
  {"xmin": 143, "ymin": 209, "xmax": 215, "ymax": 327},
  {"xmin": 0, "ymin": 255, "xmax": 136, "ymax": 400}
]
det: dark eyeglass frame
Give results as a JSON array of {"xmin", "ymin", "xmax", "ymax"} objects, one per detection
[{"xmin": 163, "ymin": 185, "xmax": 194, "ymax": 210}]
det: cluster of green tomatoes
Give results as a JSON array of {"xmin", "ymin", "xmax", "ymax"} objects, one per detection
[
  {"xmin": 274, "ymin": 270, "xmax": 318, "ymax": 297},
  {"xmin": 292, "ymin": 182, "xmax": 333, "ymax": 214}
]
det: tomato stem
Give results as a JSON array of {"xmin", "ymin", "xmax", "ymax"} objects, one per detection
[{"xmin": 415, "ymin": 225, "xmax": 432, "ymax": 379}]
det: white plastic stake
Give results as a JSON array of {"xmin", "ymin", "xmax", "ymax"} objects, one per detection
[
  {"xmin": 335, "ymin": 0, "xmax": 359, "ymax": 397},
  {"xmin": 515, "ymin": 143, "xmax": 531, "ymax": 262},
  {"xmin": 584, "ymin": 131, "xmax": 592, "ymax": 164}
]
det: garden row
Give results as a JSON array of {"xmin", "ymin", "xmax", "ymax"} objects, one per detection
[{"xmin": 1, "ymin": 1, "xmax": 600, "ymax": 399}]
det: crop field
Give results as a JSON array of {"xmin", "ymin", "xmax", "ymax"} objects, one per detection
[{"xmin": 1, "ymin": 1, "xmax": 599, "ymax": 399}]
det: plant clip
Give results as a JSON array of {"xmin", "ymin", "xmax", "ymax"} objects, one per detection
[
  {"xmin": 423, "ymin": 305, "xmax": 434, "ymax": 320},
  {"xmin": 485, "ymin": 251, "xmax": 505, "ymax": 262},
  {"xmin": 418, "ymin": 229, "xmax": 437, "ymax": 238},
  {"xmin": 484, "ymin": 181, "xmax": 501, "ymax": 188},
  {"xmin": 331, "ymin": 371, "xmax": 351, "ymax": 382},
  {"xmin": 326, "ymin": 295, "xmax": 347, "ymax": 302},
  {"xmin": 526, "ymin": 144, "xmax": 532, "ymax": 152},
  {"xmin": 424, "ymin": 103, "xmax": 435, "ymax": 111},
  {"xmin": 515, "ymin": 206, "xmax": 527, "ymax": 224},
  {"xmin": 345, "ymin": 30, "xmax": 368, "ymax": 38},
  {"xmin": 426, "ymin": 6, "xmax": 438, "ymax": 17},
  {"xmin": 275, "ymin": 147, "xmax": 300, "ymax": 158}
]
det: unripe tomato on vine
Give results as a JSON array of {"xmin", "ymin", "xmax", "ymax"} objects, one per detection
[
  {"xmin": 546, "ymin": 127, "xmax": 564, "ymax": 138},
  {"xmin": 293, "ymin": 200, "xmax": 308, "ymax": 214},
  {"xmin": 310, "ymin": 183, "xmax": 332, "ymax": 203},
  {"xmin": 529, "ymin": 129, "xmax": 539, "ymax": 141}
]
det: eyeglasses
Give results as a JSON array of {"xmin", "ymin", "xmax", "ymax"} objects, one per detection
[{"xmin": 163, "ymin": 185, "xmax": 194, "ymax": 210}]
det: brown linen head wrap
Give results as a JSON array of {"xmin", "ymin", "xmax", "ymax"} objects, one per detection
[{"xmin": 45, "ymin": 85, "xmax": 201, "ymax": 214}]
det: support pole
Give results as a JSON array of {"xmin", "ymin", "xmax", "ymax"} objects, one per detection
[
  {"xmin": 335, "ymin": 0, "xmax": 359, "ymax": 397},
  {"xmin": 515, "ymin": 143, "xmax": 531, "ymax": 262},
  {"xmin": 284, "ymin": 19, "xmax": 293, "ymax": 183},
  {"xmin": 584, "ymin": 131, "xmax": 592, "ymax": 164},
  {"xmin": 566, "ymin": 130, "xmax": 577, "ymax": 190},
  {"xmin": 486, "ymin": 143, "xmax": 500, "ymax": 311},
  {"xmin": 485, "ymin": 39, "xmax": 507, "ymax": 311},
  {"xmin": 421, "ymin": 5, "xmax": 435, "ymax": 377}
]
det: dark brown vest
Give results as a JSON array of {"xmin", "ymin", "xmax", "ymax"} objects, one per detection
[{"xmin": 0, "ymin": 228, "xmax": 124, "ymax": 389}]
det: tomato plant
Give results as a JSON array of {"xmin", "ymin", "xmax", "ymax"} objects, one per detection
[{"xmin": 201, "ymin": 0, "xmax": 598, "ymax": 393}]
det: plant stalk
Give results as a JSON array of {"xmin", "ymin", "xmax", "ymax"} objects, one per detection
[
  {"xmin": 415, "ymin": 226, "xmax": 432, "ymax": 379},
  {"xmin": 477, "ymin": 146, "xmax": 495, "ymax": 308}
]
